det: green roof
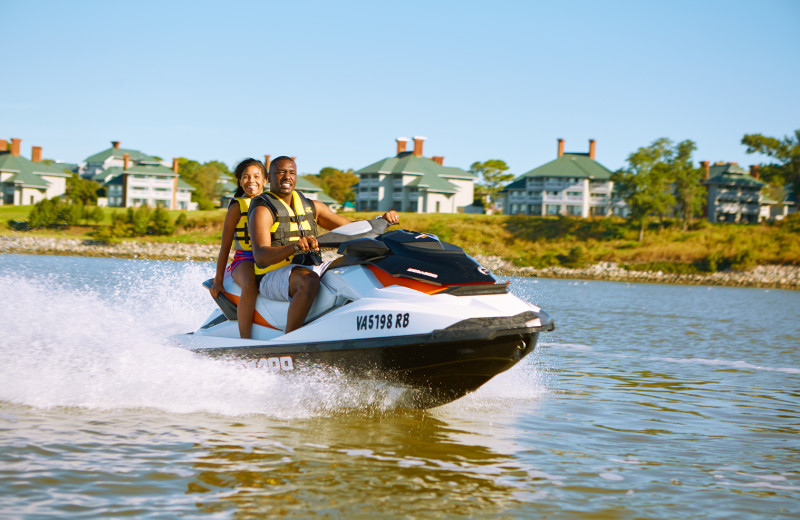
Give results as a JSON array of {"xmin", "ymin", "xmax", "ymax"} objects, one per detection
[
  {"xmin": 355, "ymin": 151, "xmax": 474, "ymax": 179},
  {"xmin": 124, "ymin": 162, "xmax": 177, "ymax": 176},
  {"xmin": 0, "ymin": 152, "xmax": 70, "ymax": 189},
  {"xmin": 515, "ymin": 153, "xmax": 614, "ymax": 180},
  {"xmin": 296, "ymin": 176, "xmax": 337, "ymax": 203},
  {"xmin": 177, "ymin": 178, "xmax": 195, "ymax": 190},
  {"xmin": 84, "ymin": 145, "xmax": 156, "ymax": 164},
  {"xmin": 406, "ymin": 172, "xmax": 457, "ymax": 193},
  {"xmin": 705, "ymin": 163, "xmax": 765, "ymax": 187}
]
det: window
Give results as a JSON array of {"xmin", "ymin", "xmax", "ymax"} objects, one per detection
[
  {"xmin": 567, "ymin": 205, "xmax": 582, "ymax": 216},
  {"xmin": 546, "ymin": 204, "xmax": 560, "ymax": 215},
  {"xmin": 528, "ymin": 204, "xmax": 541, "ymax": 215}
]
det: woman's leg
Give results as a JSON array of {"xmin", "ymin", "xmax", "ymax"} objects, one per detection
[{"xmin": 232, "ymin": 263, "xmax": 258, "ymax": 339}]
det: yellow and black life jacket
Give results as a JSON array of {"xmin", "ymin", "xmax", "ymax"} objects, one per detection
[
  {"xmin": 250, "ymin": 190, "xmax": 318, "ymax": 273},
  {"xmin": 232, "ymin": 197, "xmax": 270, "ymax": 275},
  {"xmin": 232, "ymin": 197, "xmax": 253, "ymax": 252}
]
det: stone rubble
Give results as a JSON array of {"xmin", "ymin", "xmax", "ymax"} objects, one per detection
[{"xmin": 2, "ymin": 235, "xmax": 798, "ymax": 289}]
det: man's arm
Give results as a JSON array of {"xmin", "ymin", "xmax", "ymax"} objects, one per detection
[
  {"xmin": 313, "ymin": 201, "xmax": 400, "ymax": 231},
  {"xmin": 250, "ymin": 205, "xmax": 317, "ymax": 267},
  {"xmin": 314, "ymin": 200, "xmax": 354, "ymax": 231}
]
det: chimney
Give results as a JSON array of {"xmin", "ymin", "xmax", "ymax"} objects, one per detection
[
  {"xmin": 750, "ymin": 164, "xmax": 760, "ymax": 180},
  {"xmin": 32, "ymin": 146, "xmax": 42, "ymax": 162},
  {"xmin": 291, "ymin": 156, "xmax": 296, "ymax": 162},
  {"xmin": 589, "ymin": 139, "xmax": 596, "ymax": 160},
  {"xmin": 112, "ymin": 141, "xmax": 120, "ymax": 150},
  {"xmin": 396, "ymin": 137, "xmax": 410, "ymax": 155},
  {"xmin": 701, "ymin": 160, "xmax": 710, "ymax": 180},
  {"xmin": 123, "ymin": 153, "xmax": 130, "ymax": 170},
  {"xmin": 172, "ymin": 177, "xmax": 178, "ymax": 210},
  {"xmin": 557, "ymin": 138, "xmax": 564, "ymax": 158},
  {"xmin": 431, "ymin": 156, "xmax": 444, "ymax": 165},
  {"xmin": 0, "ymin": 139, "xmax": 8, "ymax": 152},
  {"xmin": 264, "ymin": 154, "xmax": 271, "ymax": 170},
  {"xmin": 10, "ymin": 138, "xmax": 21, "ymax": 157},
  {"xmin": 412, "ymin": 136, "xmax": 426, "ymax": 157},
  {"xmin": 172, "ymin": 157, "xmax": 179, "ymax": 173}
]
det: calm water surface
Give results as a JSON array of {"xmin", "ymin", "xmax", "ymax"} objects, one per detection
[{"xmin": 1, "ymin": 254, "xmax": 798, "ymax": 519}]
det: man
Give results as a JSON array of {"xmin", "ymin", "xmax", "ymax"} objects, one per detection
[{"xmin": 249, "ymin": 156, "xmax": 399, "ymax": 332}]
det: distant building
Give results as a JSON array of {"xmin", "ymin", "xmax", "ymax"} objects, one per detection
[
  {"xmin": 501, "ymin": 139, "xmax": 620, "ymax": 217},
  {"xmin": 702, "ymin": 161, "xmax": 765, "ymax": 223},
  {"xmin": 354, "ymin": 137, "xmax": 475, "ymax": 213},
  {"xmin": 0, "ymin": 138, "xmax": 71, "ymax": 206},
  {"xmin": 80, "ymin": 141, "xmax": 159, "ymax": 179},
  {"xmin": 83, "ymin": 141, "xmax": 195, "ymax": 210}
]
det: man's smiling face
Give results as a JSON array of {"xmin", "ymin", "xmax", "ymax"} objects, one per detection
[{"xmin": 269, "ymin": 158, "xmax": 297, "ymax": 199}]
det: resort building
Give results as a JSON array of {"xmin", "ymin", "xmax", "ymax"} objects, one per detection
[
  {"xmin": 83, "ymin": 141, "xmax": 195, "ymax": 210},
  {"xmin": 702, "ymin": 161, "xmax": 765, "ymax": 223},
  {"xmin": 353, "ymin": 137, "xmax": 475, "ymax": 213},
  {"xmin": 501, "ymin": 139, "xmax": 621, "ymax": 217},
  {"xmin": 0, "ymin": 138, "xmax": 71, "ymax": 206}
]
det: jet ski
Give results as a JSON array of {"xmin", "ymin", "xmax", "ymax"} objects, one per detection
[{"xmin": 174, "ymin": 218, "xmax": 554, "ymax": 408}]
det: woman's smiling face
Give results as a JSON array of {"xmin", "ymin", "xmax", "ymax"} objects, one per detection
[{"xmin": 240, "ymin": 164, "xmax": 265, "ymax": 197}]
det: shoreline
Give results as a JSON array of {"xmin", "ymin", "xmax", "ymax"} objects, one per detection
[{"xmin": 2, "ymin": 235, "xmax": 799, "ymax": 290}]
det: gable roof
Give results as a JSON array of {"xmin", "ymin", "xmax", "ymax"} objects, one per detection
[
  {"xmin": 84, "ymin": 146, "xmax": 157, "ymax": 164},
  {"xmin": 124, "ymin": 162, "xmax": 177, "ymax": 176},
  {"xmin": 705, "ymin": 163, "xmax": 765, "ymax": 188},
  {"xmin": 515, "ymin": 153, "xmax": 614, "ymax": 181},
  {"xmin": 0, "ymin": 151, "xmax": 71, "ymax": 189},
  {"xmin": 296, "ymin": 175, "xmax": 337, "ymax": 203},
  {"xmin": 355, "ymin": 151, "xmax": 474, "ymax": 179},
  {"xmin": 354, "ymin": 151, "xmax": 472, "ymax": 194}
]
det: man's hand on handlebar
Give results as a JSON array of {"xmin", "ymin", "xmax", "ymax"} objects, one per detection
[
  {"xmin": 382, "ymin": 210, "xmax": 399, "ymax": 224},
  {"xmin": 294, "ymin": 235, "xmax": 319, "ymax": 253}
]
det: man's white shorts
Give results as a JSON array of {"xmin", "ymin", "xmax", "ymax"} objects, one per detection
[{"xmin": 258, "ymin": 260, "xmax": 332, "ymax": 301}]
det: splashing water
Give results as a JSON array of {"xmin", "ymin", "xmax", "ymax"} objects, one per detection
[{"xmin": 0, "ymin": 256, "xmax": 548, "ymax": 417}]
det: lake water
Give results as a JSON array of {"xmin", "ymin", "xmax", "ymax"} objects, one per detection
[{"xmin": 1, "ymin": 254, "xmax": 799, "ymax": 519}]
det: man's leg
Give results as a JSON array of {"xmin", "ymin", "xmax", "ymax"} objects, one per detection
[{"xmin": 285, "ymin": 267, "xmax": 320, "ymax": 332}]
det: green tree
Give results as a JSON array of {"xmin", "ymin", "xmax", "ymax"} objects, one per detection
[
  {"xmin": 66, "ymin": 173, "xmax": 100, "ymax": 205},
  {"xmin": 741, "ymin": 129, "xmax": 800, "ymax": 197},
  {"xmin": 612, "ymin": 138, "xmax": 676, "ymax": 241},
  {"xmin": 670, "ymin": 140, "xmax": 706, "ymax": 232},
  {"xmin": 469, "ymin": 159, "xmax": 514, "ymax": 210},
  {"xmin": 27, "ymin": 197, "xmax": 84, "ymax": 228},
  {"xmin": 149, "ymin": 206, "xmax": 175, "ymax": 235},
  {"xmin": 320, "ymin": 167, "xmax": 359, "ymax": 203},
  {"xmin": 178, "ymin": 157, "xmax": 232, "ymax": 208},
  {"xmin": 88, "ymin": 206, "xmax": 105, "ymax": 225}
]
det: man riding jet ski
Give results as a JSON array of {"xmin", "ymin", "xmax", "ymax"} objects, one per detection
[
  {"xmin": 248, "ymin": 156, "xmax": 398, "ymax": 332},
  {"xmin": 176, "ymin": 157, "xmax": 554, "ymax": 408}
]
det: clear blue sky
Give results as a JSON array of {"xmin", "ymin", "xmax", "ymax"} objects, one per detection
[{"xmin": 2, "ymin": 0, "xmax": 798, "ymax": 177}]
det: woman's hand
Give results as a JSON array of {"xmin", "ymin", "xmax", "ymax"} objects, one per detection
[{"xmin": 209, "ymin": 278, "xmax": 223, "ymax": 298}]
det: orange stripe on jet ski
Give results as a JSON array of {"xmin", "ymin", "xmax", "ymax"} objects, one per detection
[
  {"xmin": 224, "ymin": 291, "xmax": 281, "ymax": 330},
  {"xmin": 367, "ymin": 265, "xmax": 448, "ymax": 295}
]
